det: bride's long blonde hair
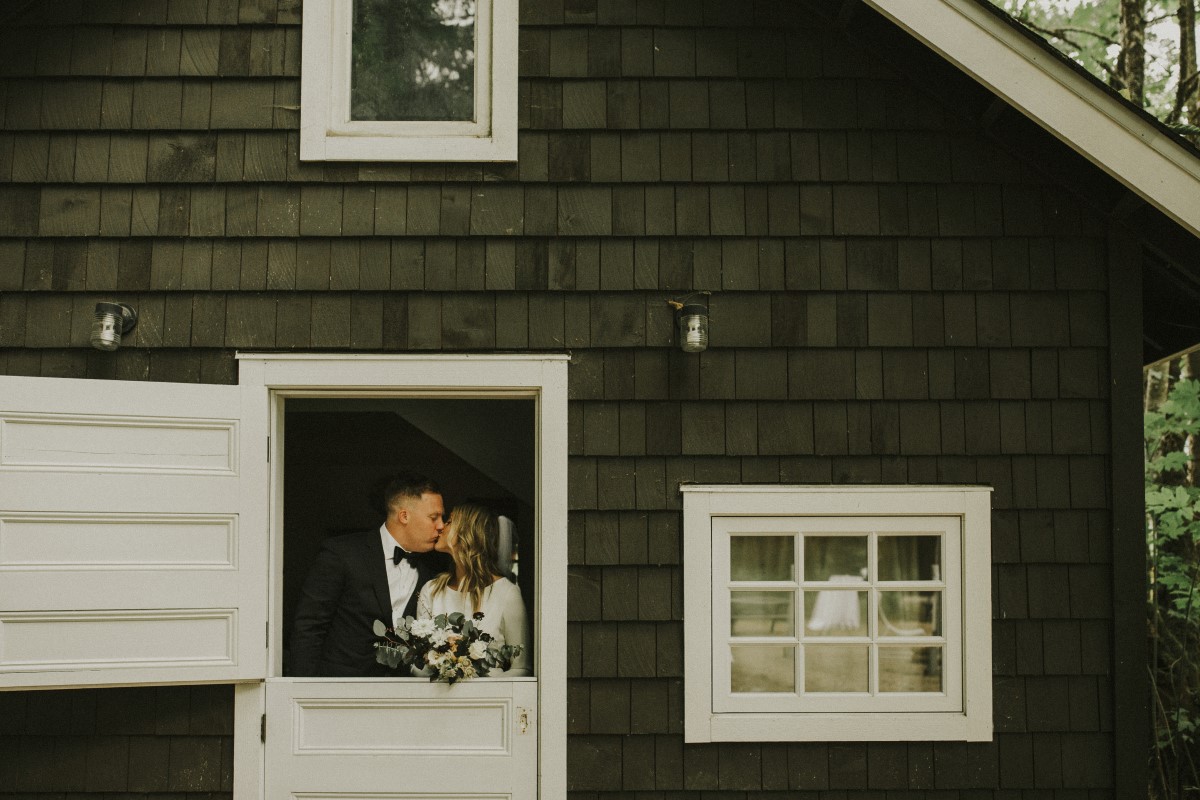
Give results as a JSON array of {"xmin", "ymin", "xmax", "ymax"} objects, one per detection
[{"xmin": 428, "ymin": 503, "xmax": 500, "ymax": 612}]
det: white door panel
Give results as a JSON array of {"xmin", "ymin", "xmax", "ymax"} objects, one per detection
[
  {"xmin": 0, "ymin": 375, "xmax": 267, "ymax": 688},
  {"xmin": 266, "ymin": 679, "xmax": 538, "ymax": 799}
]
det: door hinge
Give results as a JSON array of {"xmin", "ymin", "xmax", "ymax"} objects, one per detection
[
  {"xmin": 260, "ymin": 713, "xmax": 266, "ymax": 743},
  {"xmin": 265, "ymin": 621, "xmax": 270, "ymax": 648},
  {"xmin": 266, "ymin": 436, "xmax": 270, "ymax": 462}
]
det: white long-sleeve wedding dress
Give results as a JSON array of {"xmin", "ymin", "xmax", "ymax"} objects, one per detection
[{"xmin": 416, "ymin": 577, "xmax": 531, "ymax": 676}]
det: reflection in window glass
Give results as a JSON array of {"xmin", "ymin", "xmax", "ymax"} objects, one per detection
[
  {"xmin": 804, "ymin": 536, "xmax": 867, "ymax": 581},
  {"xmin": 877, "ymin": 535, "xmax": 941, "ymax": 581},
  {"xmin": 731, "ymin": 535, "xmax": 793, "ymax": 581},
  {"xmin": 352, "ymin": 0, "xmax": 477, "ymax": 121},
  {"xmin": 878, "ymin": 591, "xmax": 941, "ymax": 637},
  {"xmin": 732, "ymin": 645, "xmax": 795, "ymax": 693},
  {"xmin": 804, "ymin": 645, "xmax": 869, "ymax": 692},
  {"xmin": 803, "ymin": 589, "xmax": 867, "ymax": 636},
  {"xmin": 731, "ymin": 591, "xmax": 794, "ymax": 636},
  {"xmin": 879, "ymin": 646, "xmax": 943, "ymax": 692}
]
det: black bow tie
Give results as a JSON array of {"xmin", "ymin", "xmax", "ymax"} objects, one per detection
[{"xmin": 392, "ymin": 546, "xmax": 419, "ymax": 566}]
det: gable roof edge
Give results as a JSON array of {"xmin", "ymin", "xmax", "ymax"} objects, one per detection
[{"xmin": 863, "ymin": 0, "xmax": 1200, "ymax": 240}]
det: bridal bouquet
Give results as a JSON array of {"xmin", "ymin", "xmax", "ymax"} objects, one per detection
[{"xmin": 373, "ymin": 611, "xmax": 522, "ymax": 684}]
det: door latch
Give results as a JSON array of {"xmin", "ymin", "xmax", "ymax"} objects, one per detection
[{"xmin": 517, "ymin": 707, "xmax": 529, "ymax": 734}]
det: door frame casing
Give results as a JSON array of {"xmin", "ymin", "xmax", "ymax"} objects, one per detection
[{"xmin": 231, "ymin": 353, "xmax": 569, "ymax": 800}]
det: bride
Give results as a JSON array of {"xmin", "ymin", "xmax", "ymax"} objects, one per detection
[{"xmin": 417, "ymin": 502, "xmax": 531, "ymax": 676}]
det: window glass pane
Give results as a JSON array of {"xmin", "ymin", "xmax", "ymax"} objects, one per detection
[
  {"xmin": 352, "ymin": 0, "xmax": 477, "ymax": 121},
  {"xmin": 731, "ymin": 591, "xmax": 794, "ymax": 636},
  {"xmin": 804, "ymin": 645, "xmax": 869, "ymax": 692},
  {"xmin": 878, "ymin": 591, "xmax": 941, "ymax": 637},
  {"xmin": 803, "ymin": 590, "xmax": 867, "ymax": 636},
  {"xmin": 731, "ymin": 535, "xmax": 793, "ymax": 581},
  {"xmin": 877, "ymin": 535, "xmax": 942, "ymax": 581},
  {"xmin": 803, "ymin": 535, "xmax": 867, "ymax": 581},
  {"xmin": 879, "ymin": 646, "xmax": 943, "ymax": 692},
  {"xmin": 731, "ymin": 645, "xmax": 795, "ymax": 693}
]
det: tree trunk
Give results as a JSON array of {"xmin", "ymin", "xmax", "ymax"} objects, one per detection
[
  {"xmin": 1181, "ymin": 352, "xmax": 1199, "ymax": 487},
  {"xmin": 1119, "ymin": 0, "xmax": 1147, "ymax": 104},
  {"xmin": 1178, "ymin": 1, "xmax": 1199, "ymax": 125}
]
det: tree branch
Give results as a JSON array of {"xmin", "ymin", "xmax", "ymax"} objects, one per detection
[{"xmin": 1010, "ymin": 16, "xmax": 1122, "ymax": 76}]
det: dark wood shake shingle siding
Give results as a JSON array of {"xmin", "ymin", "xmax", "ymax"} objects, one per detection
[{"xmin": 0, "ymin": 0, "xmax": 1145, "ymax": 795}]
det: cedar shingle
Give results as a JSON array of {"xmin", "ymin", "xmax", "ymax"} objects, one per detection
[
  {"xmin": 180, "ymin": 29, "xmax": 218, "ymax": 76},
  {"xmin": 299, "ymin": 185, "xmax": 342, "ymax": 237},
  {"xmin": 243, "ymin": 132, "xmax": 287, "ymax": 181},
  {"xmin": 46, "ymin": 134, "xmax": 77, "ymax": 183},
  {"xmin": 439, "ymin": 185, "xmax": 472, "ymax": 236},
  {"xmin": 615, "ymin": 621, "xmax": 656, "ymax": 677},
  {"xmin": 73, "ymin": 135, "xmax": 109, "ymax": 182},
  {"xmin": 42, "ymin": 80, "xmax": 105, "ymax": 128},
  {"xmin": 470, "ymin": 185, "xmax": 524, "ymax": 235},
  {"xmin": 110, "ymin": 28, "xmax": 148, "ymax": 75},
  {"xmin": 417, "ymin": 233, "xmax": 458, "ymax": 282},
  {"xmin": 11, "ymin": 134, "xmax": 49, "ymax": 182},
  {"xmin": 295, "ymin": 240, "xmax": 330, "ymax": 290},
  {"xmin": 562, "ymin": 81, "xmax": 606, "ymax": 128},
  {"xmin": 264, "ymin": 239, "xmax": 296, "ymax": 289},
  {"xmin": 669, "ymin": 81, "xmax": 708, "ymax": 128},
  {"xmin": 644, "ymin": 186, "xmax": 673, "ymax": 235},
  {"xmin": 131, "ymin": 80, "xmax": 183, "ymax": 128},
  {"xmin": 615, "ymin": 510, "xmax": 646, "ymax": 563},
  {"xmin": 567, "ymin": 735, "xmax": 620, "ymax": 790},
  {"xmin": 456, "ymin": 239, "xmax": 486, "ymax": 291},
  {"xmin": 225, "ymin": 293, "xmax": 275, "ymax": 347},
  {"xmin": 39, "ymin": 187, "xmax": 101, "ymax": 235},
  {"xmin": 249, "ymin": 28, "xmax": 287, "ymax": 77},
  {"xmin": 309, "ymin": 294, "xmax": 350, "ymax": 348},
  {"xmin": 529, "ymin": 81, "xmax": 562, "ymax": 129},
  {"xmin": 210, "ymin": 80, "xmax": 274, "ymax": 128}
]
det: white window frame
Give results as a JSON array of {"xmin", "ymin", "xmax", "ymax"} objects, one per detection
[
  {"xmin": 682, "ymin": 485, "xmax": 992, "ymax": 743},
  {"xmin": 300, "ymin": 0, "xmax": 518, "ymax": 161}
]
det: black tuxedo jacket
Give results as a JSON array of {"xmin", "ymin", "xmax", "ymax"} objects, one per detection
[{"xmin": 290, "ymin": 530, "xmax": 449, "ymax": 677}]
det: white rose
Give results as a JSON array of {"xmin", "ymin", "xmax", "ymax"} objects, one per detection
[
  {"xmin": 410, "ymin": 619, "xmax": 436, "ymax": 637},
  {"xmin": 468, "ymin": 641, "xmax": 489, "ymax": 660},
  {"xmin": 429, "ymin": 628, "xmax": 450, "ymax": 646}
]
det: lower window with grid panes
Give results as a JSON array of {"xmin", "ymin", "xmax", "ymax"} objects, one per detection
[{"xmin": 682, "ymin": 486, "xmax": 992, "ymax": 742}]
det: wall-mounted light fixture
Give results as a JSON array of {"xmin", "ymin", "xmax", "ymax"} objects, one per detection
[
  {"xmin": 90, "ymin": 302, "xmax": 138, "ymax": 352},
  {"xmin": 668, "ymin": 293, "xmax": 710, "ymax": 353}
]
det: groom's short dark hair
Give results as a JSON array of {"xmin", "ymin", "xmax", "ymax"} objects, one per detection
[{"xmin": 377, "ymin": 472, "xmax": 441, "ymax": 516}]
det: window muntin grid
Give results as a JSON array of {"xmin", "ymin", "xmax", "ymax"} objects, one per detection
[{"xmin": 713, "ymin": 516, "xmax": 962, "ymax": 714}]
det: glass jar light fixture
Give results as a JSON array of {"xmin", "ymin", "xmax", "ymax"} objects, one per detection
[
  {"xmin": 90, "ymin": 302, "xmax": 138, "ymax": 352},
  {"xmin": 669, "ymin": 293, "xmax": 710, "ymax": 353}
]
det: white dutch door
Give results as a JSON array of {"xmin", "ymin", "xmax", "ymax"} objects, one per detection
[
  {"xmin": 265, "ymin": 678, "xmax": 538, "ymax": 799},
  {"xmin": 0, "ymin": 375, "xmax": 267, "ymax": 688}
]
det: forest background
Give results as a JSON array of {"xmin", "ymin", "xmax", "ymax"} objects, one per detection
[{"xmin": 990, "ymin": 0, "xmax": 1199, "ymax": 139}]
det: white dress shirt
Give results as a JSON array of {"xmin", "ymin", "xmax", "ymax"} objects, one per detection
[{"xmin": 380, "ymin": 523, "xmax": 418, "ymax": 625}]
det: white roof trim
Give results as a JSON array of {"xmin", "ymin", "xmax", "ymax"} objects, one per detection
[{"xmin": 863, "ymin": 0, "xmax": 1200, "ymax": 240}]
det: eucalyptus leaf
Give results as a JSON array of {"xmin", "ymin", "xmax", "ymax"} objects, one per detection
[{"xmin": 372, "ymin": 619, "xmax": 388, "ymax": 637}]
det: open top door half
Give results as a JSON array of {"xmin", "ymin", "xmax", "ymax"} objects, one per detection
[{"xmin": 0, "ymin": 375, "xmax": 267, "ymax": 688}]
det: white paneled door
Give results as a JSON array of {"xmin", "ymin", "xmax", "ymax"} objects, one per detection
[
  {"xmin": 265, "ymin": 678, "xmax": 539, "ymax": 799},
  {"xmin": 0, "ymin": 375, "xmax": 268, "ymax": 687}
]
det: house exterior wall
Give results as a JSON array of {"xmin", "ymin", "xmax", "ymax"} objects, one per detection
[{"xmin": 0, "ymin": 0, "xmax": 1131, "ymax": 795}]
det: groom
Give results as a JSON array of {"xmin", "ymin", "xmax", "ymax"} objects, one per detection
[{"xmin": 290, "ymin": 472, "xmax": 449, "ymax": 677}]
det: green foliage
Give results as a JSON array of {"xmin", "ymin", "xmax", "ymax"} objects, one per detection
[
  {"xmin": 992, "ymin": 0, "xmax": 1195, "ymax": 125},
  {"xmin": 351, "ymin": 0, "xmax": 476, "ymax": 122},
  {"xmin": 1146, "ymin": 378, "xmax": 1200, "ymax": 798}
]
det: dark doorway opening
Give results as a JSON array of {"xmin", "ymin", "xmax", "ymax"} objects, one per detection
[{"xmin": 281, "ymin": 397, "xmax": 536, "ymax": 675}]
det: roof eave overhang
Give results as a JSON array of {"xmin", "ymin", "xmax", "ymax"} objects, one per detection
[{"xmin": 863, "ymin": 0, "xmax": 1200, "ymax": 240}]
